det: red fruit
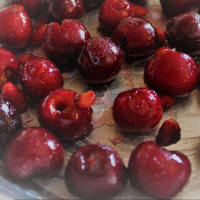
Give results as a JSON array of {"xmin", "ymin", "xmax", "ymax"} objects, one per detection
[
  {"xmin": 34, "ymin": 17, "xmax": 48, "ymax": 30},
  {"xmin": 112, "ymin": 88, "xmax": 163, "ymax": 132},
  {"xmin": 128, "ymin": 141, "xmax": 191, "ymax": 198},
  {"xmin": 20, "ymin": 57, "xmax": 63, "ymax": 101},
  {"xmin": 5, "ymin": 127, "xmax": 65, "ymax": 180},
  {"xmin": 0, "ymin": 95, "xmax": 22, "ymax": 146},
  {"xmin": 159, "ymin": 95, "xmax": 175, "ymax": 110},
  {"xmin": 77, "ymin": 90, "xmax": 96, "ymax": 109},
  {"xmin": 65, "ymin": 144, "xmax": 127, "ymax": 198},
  {"xmin": 32, "ymin": 24, "xmax": 48, "ymax": 46},
  {"xmin": 43, "ymin": 0, "xmax": 84, "ymax": 21},
  {"xmin": 129, "ymin": 3, "xmax": 147, "ymax": 17},
  {"xmin": 13, "ymin": 0, "xmax": 41, "ymax": 16},
  {"xmin": 166, "ymin": 12, "xmax": 200, "ymax": 53},
  {"xmin": 144, "ymin": 47, "xmax": 199, "ymax": 97},
  {"xmin": 156, "ymin": 119, "xmax": 181, "ymax": 146},
  {"xmin": 18, "ymin": 53, "xmax": 38, "ymax": 65},
  {"xmin": 0, "ymin": 5, "xmax": 32, "ymax": 49},
  {"xmin": 155, "ymin": 27, "xmax": 166, "ymax": 44},
  {"xmin": 160, "ymin": 0, "xmax": 196, "ymax": 17},
  {"xmin": 2, "ymin": 82, "xmax": 27, "ymax": 113},
  {"xmin": 38, "ymin": 89, "xmax": 95, "ymax": 140},
  {"xmin": 78, "ymin": 36, "xmax": 124, "ymax": 84},
  {"xmin": 113, "ymin": 17, "xmax": 159, "ymax": 58},
  {"xmin": 99, "ymin": 0, "xmax": 132, "ymax": 32},
  {"xmin": 0, "ymin": 48, "xmax": 19, "ymax": 87},
  {"xmin": 42, "ymin": 19, "xmax": 90, "ymax": 65}
]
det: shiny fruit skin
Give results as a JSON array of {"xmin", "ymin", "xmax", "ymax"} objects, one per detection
[
  {"xmin": 5, "ymin": 127, "xmax": 65, "ymax": 180},
  {"xmin": 112, "ymin": 88, "xmax": 163, "ymax": 132},
  {"xmin": 65, "ymin": 144, "xmax": 127, "ymax": 198}
]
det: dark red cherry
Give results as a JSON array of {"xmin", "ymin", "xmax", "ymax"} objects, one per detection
[
  {"xmin": 0, "ymin": 5, "xmax": 32, "ymax": 49},
  {"xmin": 166, "ymin": 12, "xmax": 200, "ymax": 53},
  {"xmin": 144, "ymin": 47, "xmax": 199, "ymax": 97},
  {"xmin": 20, "ymin": 57, "xmax": 63, "ymax": 101},
  {"xmin": 13, "ymin": 0, "xmax": 41, "ymax": 16},
  {"xmin": 5, "ymin": 127, "xmax": 65, "ymax": 180},
  {"xmin": 78, "ymin": 36, "xmax": 124, "ymax": 84},
  {"xmin": 0, "ymin": 47, "xmax": 20, "ymax": 87},
  {"xmin": 38, "ymin": 89, "xmax": 96, "ymax": 140},
  {"xmin": 159, "ymin": 95, "xmax": 175, "ymax": 111},
  {"xmin": 113, "ymin": 17, "xmax": 159, "ymax": 58},
  {"xmin": 112, "ymin": 88, "xmax": 163, "ymax": 133},
  {"xmin": 128, "ymin": 141, "xmax": 191, "ymax": 199},
  {"xmin": 160, "ymin": 0, "xmax": 196, "ymax": 17},
  {"xmin": 0, "ymin": 95, "xmax": 22, "ymax": 146},
  {"xmin": 65, "ymin": 144, "xmax": 127, "ymax": 198},
  {"xmin": 43, "ymin": 0, "xmax": 84, "ymax": 21},
  {"xmin": 42, "ymin": 19, "xmax": 90, "ymax": 66}
]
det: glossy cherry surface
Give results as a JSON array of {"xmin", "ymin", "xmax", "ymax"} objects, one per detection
[
  {"xmin": 0, "ymin": 47, "xmax": 19, "ymax": 87},
  {"xmin": 78, "ymin": 36, "xmax": 124, "ymax": 84},
  {"xmin": 65, "ymin": 144, "xmax": 127, "ymax": 198},
  {"xmin": 20, "ymin": 57, "xmax": 63, "ymax": 101},
  {"xmin": 0, "ymin": 5, "xmax": 32, "ymax": 49},
  {"xmin": 5, "ymin": 127, "xmax": 65, "ymax": 180},
  {"xmin": 128, "ymin": 141, "xmax": 191, "ymax": 199},
  {"xmin": 13, "ymin": 0, "xmax": 41, "ymax": 16},
  {"xmin": 113, "ymin": 16, "xmax": 159, "ymax": 58},
  {"xmin": 160, "ymin": 0, "xmax": 196, "ymax": 17},
  {"xmin": 113, "ymin": 88, "xmax": 163, "ymax": 132},
  {"xmin": 0, "ymin": 95, "xmax": 22, "ymax": 146},
  {"xmin": 144, "ymin": 47, "xmax": 199, "ymax": 97},
  {"xmin": 42, "ymin": 19, "xmax": 90, "ymax": 65},
  {"xmin": 38, "ymin": 89, "xmax": 95, "ymax": 140},
  {"xmin": 166, "ymin": 12, "xmax": 200, "ymax": 53}
]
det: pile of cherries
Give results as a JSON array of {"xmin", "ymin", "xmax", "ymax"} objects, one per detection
[{"xmin": 0, "ymin": 0, "xmax": 199, "ymax": 199}]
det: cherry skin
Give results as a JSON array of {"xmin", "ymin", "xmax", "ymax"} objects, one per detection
[
  {"xmin": 13, "ymin": 0, "xmax": 41, "ymax": 16},
  {"xmin": 78, "ymin": 36, "xmax": 124, "ymax": 84},
  {"xmin": 166, "ymin": 12, "xmax": 200, "ymax": 53},
  {"xmin": 160, "ymin": 0, "xmax": 196, "ymax": 17},
  {"xmin": 65, "ymin": 144, "xmax": 127, "ymax": 198},
  {"xmin": 38, "ymin": 89, "xmax": 96, "ymax": 140},
  {"xmin": 128, "ymin": 141, "xmax": 191, "ymax": 199},
  {"xmin": 144, "ymin": 47, "xmax": 199, "ymax": 97},
  {"xmin": 42, "ymin": 19, "xmax": 90, "ymax": 66},
  {"xmin": 0, "ymin": 5, "xmax": 32, "ymax": 49},
  {"xmin": 113, "ymin": 16, "xmax": 159, "ymax": 58},
  {"xmin": 0, "ymin": 95, "xmax": 22, "ymax": 147},
  {"xmin": 2, "ymin": 82, "xmax": 28, "ymax": 113},
  {"xmin": 112, "ymin": 88, "xmax": 163, "ymax": 133},
  {"xmin": 20, "ymin": 57, "xmax": 63, "ymax": 101},
  {"xmin": 5, "ymin": 127, "xmax": 65, "ymax": 180},
  {"xmin": 0, "ymin": 47, "xmax": 20, "ymax": 88}
]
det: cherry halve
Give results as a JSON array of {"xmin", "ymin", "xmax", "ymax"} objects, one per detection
[
  {"xmin": 38, "ymin": 89, "xmax": 96, "ymax": 140},
  {"xmin": 112, "ymin": 88, "xmax": 163, "ymax": 133},
  {"xmin": 65, "ymin": 143, "xmax": 127, "ymax": 198}
]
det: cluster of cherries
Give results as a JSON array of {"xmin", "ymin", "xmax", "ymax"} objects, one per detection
[{"xmin": 0, "ymin": 0, "xmax": 199, "ymax": 199}]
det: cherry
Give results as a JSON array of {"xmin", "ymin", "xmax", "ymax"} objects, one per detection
[
  {"xmin": 0, "ymin": 95, "xmax": 22, "ymax": 147},
  {"xmin": 32, "ymin": 24, "xmax": 48, "ymax": 46},
  {"xmin": 128, "ymin": 141, "xmax": 191, "ymax": 199},
  {"xmin": 2, "ymin": 82, "xmax": 27, "ymax": 113},
  {"xmin": 144, "ymin": 47, "xmax": 199, "ymax": 97},
  {"xmin": 129, "ymin": 3, "xmax": 147, "ymax": 17},
  {"xmin": 42, "ymin": 19, "xmax": 90, "ymax": 66},
  {"xmin": 113, "ymin": 17, "xmax": 159, "ymax": 58},
  {"xmin": 78, "ymin": 36, "xmax": 124, "ymax": 84},
  {"xmin": 13, "ymin": 0, "xmax": 41, "ymax": 16},
  {"xmin": 112, "ymin": 88, "xmax": 163, "ymax": 133},
  {"xmin": 166, "ymin": 12, "xmax": 200, "ymax": 53},
  {"xmin": 0, "ymin": 48, "xmax": 20, "ymax": 88},
  {"xmin": 5, "ymin": 127, "xmax": 65, "ymax": 180},
  {"xmin": 38, "ymin": 89, "xmax": 96, "ymax": 140},
  {"xmin": 65, "ymin": 144, "xmax": 127, "ymax": 198},
  {"xmin": 159, "ymin": 95, "xmax": 175, "ymax": 111},
  {"xmin": 43, "ymin": 0, "xmax": 84, "ymax": 21},
  {"xmin": 156, "ymin": 119, "xmax": 181, "ymax": 146},
  {"xmin": 160, "ymin": 0, "xmax": 196, "ymax": 17},
  {"xmin": 20, "ymin": 57, "xmax": 63, "ymax": 101},
  {"xmin": 0, "ymin": 5, "xmax": 32, "ymax": 49}
]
